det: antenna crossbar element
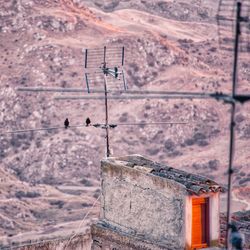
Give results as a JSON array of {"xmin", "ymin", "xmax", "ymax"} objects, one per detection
[
  {"xmin": 83, "ymin": 46, "xmax": 127, "ymax": 93},
  {"xmin": 20, "ymin": 87, "xmax": 250, "ymax": 103},
  {"xmin": 217, "ymin": 0, "xmax": 250, "ymax": 52},
  {"xmin": 0, "ymin": 122, "xmax": 188, "ymax": 136},
  {"xmin": 83, "ymin": 46, "xmax": 128, "ymax": 157},
  {"xmin": 54, "ymin": 94, "xmax": 214, "ymax": 100},
  {"xmin": 54, "ymin": 93, "xmax": 250, "ymax": 102}
]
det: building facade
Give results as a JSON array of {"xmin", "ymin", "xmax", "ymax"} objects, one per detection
[{"xmin": 91, "ymin": 155, "xmax": 223, "ymax": 250}]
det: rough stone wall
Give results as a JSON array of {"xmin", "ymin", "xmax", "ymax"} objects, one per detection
[
  {"xmin": 91, "ymin": 222, "xmax": 178, "ymax": 250},
  {"xmin": 100, "ymin": 160, "xmax": 187, "ymax": 248},
  {"xmin": 4, "ymin": 234, "xmax": 91, "ymax": 250}
]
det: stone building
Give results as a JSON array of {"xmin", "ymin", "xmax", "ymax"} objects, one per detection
[{"xmin": 91, "ymin": 155, "xmax": 223, "ymax": 250}]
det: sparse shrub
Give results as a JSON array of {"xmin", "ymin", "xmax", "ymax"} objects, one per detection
[
  {"xmin": 10, "ymin": 137, "xmax": 22, "ymax": 148},
  {"xmin": 209, "ymin": 47, "xmax": 217, "ymax": 52},
  {"xmin": 103, "ymin": 0, "xmax": 119, "ymax": 11},
  {"xmin": 192, "ymin": 163, "xmax": 200, "ymax": 170},
  {"xmin": 196, "ymin": 140, "xmax": 209, "ymax": 147},
  {"xmin": 198, "ymin": 10, "xmax": 208, "ymax": 19},
  {"xmin": 168, "ymin": 150, "xmax": 182, "ymax": 157},
  {"xmin": 193, "ymin": 132, "xmax": 206, "ymax": 140},
  {"xmin": 235, "ymin": 114, "xmax": 245, "ymax": 123},
  {"xmin": 208, "ymin": 160, "xmax": 219, "ymax": 170},
  {"xmin": 184, "ymin": 138, "xmax": 195, "ymax": 146},
  {"xmin": 146, "ymin": 147, "xmax": 160, "ymax": 156},
  {"xmin": 35, "ymin": 138, "xmax": 42, "ymax": 148},
  {"xmin": 80, "ymin": 178, "xmax": 93, "ymax": 187},
  {"xmin": 60, "ymin": 80, "xmax": 67, "ymax": 87},
  {"xmin": 15, "ymin": 191, "xmax": 41, "ymax": 199},
  {"xmin": 243, "ymin": 125, "xmax": 250, "ymax": 138},
  {"xmin": 240, "ymin": 172, "xmax": 246, "ymax": 177},
  {"xmin": 146, "ymin": 52, "xmax": 155, "ymax": 67},
  {"xmin": 239, "ymin": 177, "xmax": 250, "ymax": 185},
  {"xmin": 93, "ymin": 189, "xmax": 100, "ymax": 199},
  {"xmin": 129, "ymin": 63, "xmax": 139, "ymax": 72},
  {"xmin": 164, "ymin": 139, "xmax": 175, "ymax": 151},
  {"xmin": 81, "ymin": 203, "xmax": 91, "ymax": 207},
  {"xmin": 42, "ymin": 176, "xmax": 56, "ymax": 185},
  {"xmin": 70, "ymin": 72, "xmax": 78, "ymax": 77},
  {"xmin": 119, "ymin": 112, "xmax": 128, "ymax": 122},
  {"xmin": 49, "ymin": 200, "xmax": 64, "ymax": 208}
]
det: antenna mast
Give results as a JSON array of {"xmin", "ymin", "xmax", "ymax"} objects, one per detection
[
  {"xmin": 84, "ymin": 46, "xmax": 127, "ymax": 157},
  {"xmin": 217, "ymin": 0, "xmax": 250, "ymax": 248}
]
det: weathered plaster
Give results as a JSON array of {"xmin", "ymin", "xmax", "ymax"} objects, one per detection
[
  {"xmin": 91, "ymin": 221, "xmax": 180, "ymax": 250},
  {"xmin": 185, "ymin": 196, "xmax": 192, "ymax": 250},
  {"xmin": 101, "ymin": 160, "xmax": 187, "ymax": 248},
  {"xmin": 95, "ymin": 156, "xmax": 221, "ymax": 250},
  {"xmin": 209, "ymin": 192, "xmax": 220, "ymax": 246}
]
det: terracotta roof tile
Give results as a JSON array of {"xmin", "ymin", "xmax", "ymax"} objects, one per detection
[{"xmin": 111, "ymin": 154, "xmax": 224, "ymax": 195}]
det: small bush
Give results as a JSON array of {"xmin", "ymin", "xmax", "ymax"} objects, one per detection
[
  {"xmin": 197, "ymin": 140, "xmax": 209, "ymax": 147},
  {"xmin": 15, "ymin": 191, "xmax": 40, "ymax": 199},
  {"xmin": 49, "ymin": 200, "xmax": 65, "ymax": 208},
  {"xmin": 164, "ymin": 139, "xmax": 175, "ymax": 151},
  {"xmin": 184, "ymin": 138, "xmax": 195, "ymax": 146},
  {"xmin": 239, "ymin": 177, "xmax": 250, "ymax": 185},
  {"xmin": 80, "ymin": 178, "xmax": 93, "ymax": 187}
]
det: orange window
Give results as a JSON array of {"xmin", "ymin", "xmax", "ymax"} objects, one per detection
[{"xmin": 191, "ymin": 197, "xmax": 209, "ymax": 249}]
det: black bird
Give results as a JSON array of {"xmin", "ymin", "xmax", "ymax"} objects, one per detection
[
  {"xmin": 229, "ymin": 223, "xmax": 244, "ymax": 250},
  {"xmin": 86, "ymin": 117, "xmax": 91, "ymax": 127},
  {"xmin": 109, "ymin": 124, "xmax": 117, "ymax": 129},
  {"xmin": 114, "ymin": 67, "xmax": 118, "ymax": 78},
  {"xmin": 64, "ymin": 118, "xmax": 69, "ymax": 129}
]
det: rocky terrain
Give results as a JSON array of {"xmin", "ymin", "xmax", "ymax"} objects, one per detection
[{"xmin": 0, "ymin": 0, "xmax": 250, "ymax": 248}]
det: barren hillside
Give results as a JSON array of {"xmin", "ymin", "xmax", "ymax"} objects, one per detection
[{"xmin": 0, "ymin": 0, "xmax": 250, "ymax": 248}]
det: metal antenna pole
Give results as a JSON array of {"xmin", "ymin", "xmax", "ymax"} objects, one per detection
[
  {"xmin": 102, "ymin": 46, "xmax": 110, "ymax": 157},
  {"xmin": 104, "ymin": 75, "xmax": 110, "ymax": 157},
  {"xmin": 226, "ymin": 2, "xmax": 241, "ymax": 249}
]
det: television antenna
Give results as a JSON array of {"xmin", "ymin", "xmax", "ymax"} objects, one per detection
[
  {"xmin": 217, "ymin": 0, "xmax": 250, "ymax": 52},
  {"xmin": 17, "ymin": 45, "xmax": 190, "ymax": 158},
  {"xmin": 217, "ymin": 0, "xmax": 250, "ymax": 248},
  {"xmin": 14, "ymin": 40, "xmax": 250, "ymax": 249},
  {"xmin": 83, "ymin": 46, "xmax": 127, "ymax": 157}
]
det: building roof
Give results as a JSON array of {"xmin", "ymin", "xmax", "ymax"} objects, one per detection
[{"xmin": 107, "ymin": 155, "xmax": 224, "ymax": 195}]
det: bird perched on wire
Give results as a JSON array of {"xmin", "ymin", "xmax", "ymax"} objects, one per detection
[
  {"xmin": 109, "ymin": 124, "xmax": 117, "ymax": 129},
  {"xmin": 229, "ymin": 223, "xmax": 244, "ymax": 250},
  {"xmin": 64, "ymin": 118, "xmax": 69, "ymax": 129},
  {"xmin": 86, "ymin": 117, "xmax": 91, "ymax": 127}
]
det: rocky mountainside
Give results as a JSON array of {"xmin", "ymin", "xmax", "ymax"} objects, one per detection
[{"xmin": 0, "ymin": 0, "xmax": 250, "ymax": 248}]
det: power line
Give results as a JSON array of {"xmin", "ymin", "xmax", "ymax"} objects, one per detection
[
  {"xmin": 54, "ymin": 94, "xmax": 213, "ymax": 100},
  {"xmin": 0, "ymin": 122, "xmax": 188, "ymax": 136},
  {"xmin": 0, "ymin": 125, "xmax": 86, "ymax": 135},
  {"xmin": 17, "ymin": 87, "xmax": 87, "ymax": 93},
  {"xmin": 16, "ymin": 87, "xmax": 228, "ymax": 96},
  {"xmin": 114, "ymin": 122, "xmax": 188, "ymax": 126},
  {"xmin": 17, "ymin": 87, "xmax": 250, "ymax": 103}
]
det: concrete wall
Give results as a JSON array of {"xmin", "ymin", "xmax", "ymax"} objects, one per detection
[
  {"xmin": 209, "ymin": 192, "xmax": 220, "ymax": 246},
  {"xmin": 100, "ymin": 159, "xmax": 187, "ymax": 249},
  {"xmin": 91, "ymin": 221, "xmax": 177, "ymax": 250},
  {"xmin": 4, "ymin": 234, "xmax": 91, "ymax": 250}
]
